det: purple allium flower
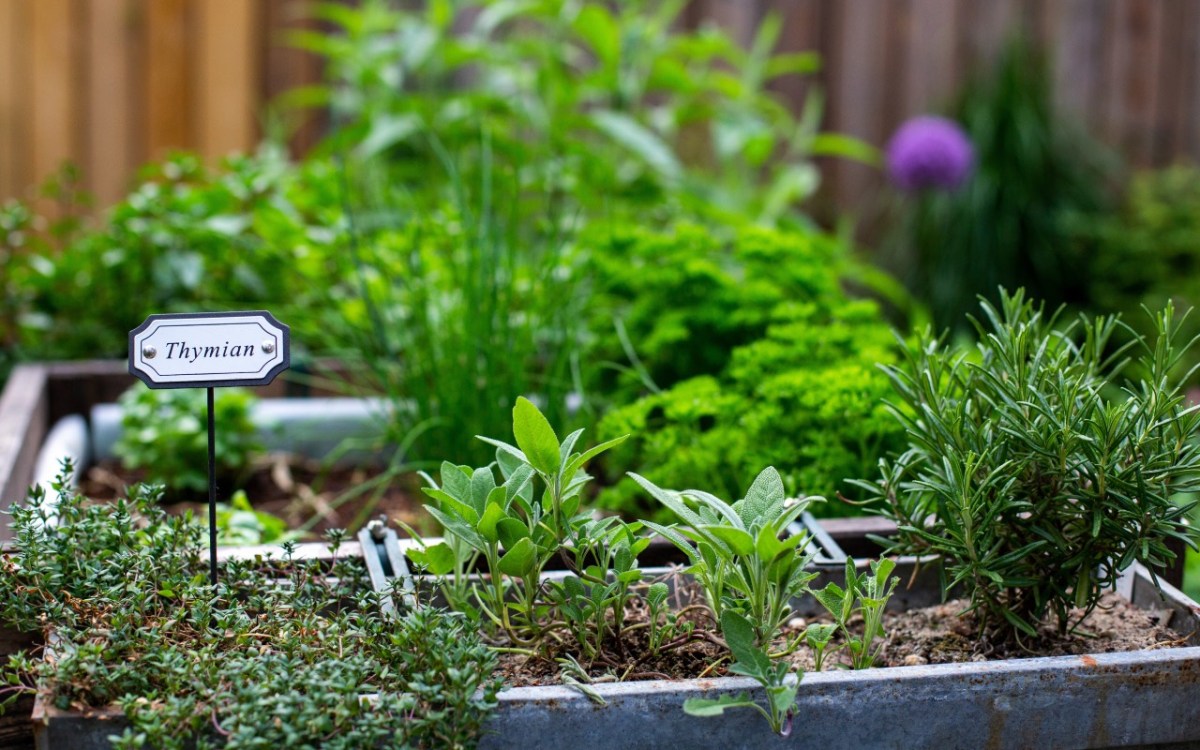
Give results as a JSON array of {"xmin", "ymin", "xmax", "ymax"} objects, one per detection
[{"xmin": 886, "ymin": 116, "xmax": 974, "ymax": 192}]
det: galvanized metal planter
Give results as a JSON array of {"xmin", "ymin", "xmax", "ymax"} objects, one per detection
[
  {"xmin": 6, "ymin": 367, "xmax": 1200, "ymax": 748},
  {"xmin": 360, "ymin": 532, "xmax": 1200, "ymax": 750},
  {"xmin": 23, "ymin": 529, "xmax": 1200, "ymax": 750}
]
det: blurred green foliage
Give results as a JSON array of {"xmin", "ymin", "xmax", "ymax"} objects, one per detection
[
  {"xmin": 114, "ymin": 385, "xmax": 262, "ymax": 497},
  {"xmin": 1083, "ymin": 164, "xmax": 1200, "ymax": 383},
  {"xmin": 293, "ymin": 0, "xmax": 872, "ymax": 227},
  {"xmin": 592, "ymin": 227, "xmax": 905, "ymax": 519}
]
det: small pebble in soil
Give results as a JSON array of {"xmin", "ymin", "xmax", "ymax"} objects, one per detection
[
  {"xmin": 903, "ymin": 654, "xmax": 927, "ymax": 666},
  {"xmin": 788, "ymin": 617, "xmax": 806, "ymax": 630}
]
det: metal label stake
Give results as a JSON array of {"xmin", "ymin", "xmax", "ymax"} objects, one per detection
[
  {"xmin": 129, "ymin": 311, "xmax": 290, "ymax": 588},
  {"xmin": 207, "ymin": 387, "xmax": 218, "ymax": 586}
]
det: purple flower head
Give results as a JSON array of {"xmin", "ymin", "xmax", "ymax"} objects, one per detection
[{"xmin": 886, "ymin": 116, "xmax": 974, "ymax": 192}]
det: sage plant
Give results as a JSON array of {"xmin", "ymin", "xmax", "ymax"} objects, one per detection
[
  {"xmin": 634, "ymin": 467, "xmax": 818, "ymax": 648},
  {"xmin": 415, "ymin": 397, "xmax": 627, "ymax": 651}
]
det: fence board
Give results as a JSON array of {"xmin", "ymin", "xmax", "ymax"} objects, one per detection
[
  {"xmin": 0, "ymin": 0, "xmax": 1199, "ymax": 211},
  {"xmin": 903, "ymin": 0, "xmax": 960, "ymax": 116},
  {"xmin": 828, "ymin": 0, "xmax": 890, "ymax": 209},
  {"xmin": 262, "ymin": 0, "xmax": 326, "ymax": 154},
  {"xmin": 86, "ymin": 0, "xmax": 136, "ymax": 208},
  {"xmin": 1052, "ymin": 0, "xmax": 1103, "ymax": 121},
  {"xmin": 29, "ymin": 0, "xmax": 74, "ymax": 200},
  {"xmin": 1185, "ymin": 1, "xmax": 1200, "ymax": 162},
  {"xmin": 196, "ymin": 0, "xmax": 259, "ymax": 159},
  {"xmin": 0, "ymin": 0, "xmax": 19, "ymax": 201},
  {"xmin": 145, "ymin": 0, "xmax": 190, "ymax": 160}
]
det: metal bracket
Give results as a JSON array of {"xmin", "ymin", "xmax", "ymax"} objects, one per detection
[
  {"xmin": 357, "ymin": 519, "xmax": 416, "ymax": 618},
  {"xmin": 789, "ymin": 511, "xmax": 849, "ymax": 567}
]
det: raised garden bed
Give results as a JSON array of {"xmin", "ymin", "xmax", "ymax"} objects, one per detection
[
  {"xmin": 28, "ymin": 524, "xmax": 1200, "ymax": 750},
  {"xmin": 8, "ymin": 362, "xmax": 1200, "ymax": 749}
]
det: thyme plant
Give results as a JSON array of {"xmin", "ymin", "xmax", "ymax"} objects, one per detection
[
  {"xmin": 853, "ymin": 290, "xmax": 1200, "ymax": 641},
  {"xmin": 0, "ymin": 470, "xmax": 499, "ymax": 749}
]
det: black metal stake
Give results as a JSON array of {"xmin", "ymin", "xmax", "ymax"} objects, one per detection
[{"xmin": 207, "ymin": 387, "xmax": 218, "ymax": 587}]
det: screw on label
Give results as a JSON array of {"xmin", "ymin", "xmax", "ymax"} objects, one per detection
[{"xmin": 143, "ymin": 345, "xmax": 157, "ymax": 360}]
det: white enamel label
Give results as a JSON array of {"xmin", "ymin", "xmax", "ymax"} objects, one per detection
[{"xmin": 129, "ymin": 311, "xmax": 290, "ymax": 388}]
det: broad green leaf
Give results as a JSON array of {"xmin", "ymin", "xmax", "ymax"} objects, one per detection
[
  {"xmin": 408, "ymin": 542, "xmax": 456, "ymax": 575},
  {"xmin": 809, "ymin": 132, "xmax": 879, "ymax": 164},
  {"xmin": 683, "ymin": 693, "xmax": 762, "ymax": 718},
  {"xmin": 498, "ymin": 537, "xmax": 537, "ymax": 577},
  {"xmin": 496, "ymin": 518, "xmax": 529, "ymax": 550},
  {"xmin": 492, "ymin": 441, "xmax": 525, "ymax": 477},
  {"xmin": 739, "ymin": 467, "xmax": 785, "ymax": 527},
  {"xmin": 647, "ymin": 581, "xmax": 669, "ymax": 609},
  {"xmin": 512, "ymin": 397, "xmax": 561, "ymax": 477},
  {"xmin": 811, "ymin": 583, "xmax": 847, "ymax": 620},
  {"xmin": 804, "ymin": 623, "xmax": 837, "ymax": 646},
  {"xmin": 720, "ymin": 610, "xmax": 771, "ymax": 674},
  {"xmin": 558, "ymin": 429, "xmax": 585, "ymax": 472},
  {"xmin": 590, "ymin": 110, "xmax": 682, "ymax": 183},
  {"xmin": 564, "ymin": 434, "xmax": 629, "ymax": 478},
  {"xmin": 477, "ymin": 436, "xmax": 527, "ymax": 465},
  {"xmin": 767, "ymin": 683, "xmax": 799, "ymax": 716},
  {"xmin": 426, "ymin": 506, "xmax": 485, "ymax": 550},
  {"xmin": 629, "ymin": 473, "xmax": 706, "ymax": 529},
  {"xmin": 469, "ymin": 467, "xmax": 497, "ymax": 517},
  {"xmin": 503, "ymin": 464, "xmax": 534, "ymax": 504},
  {"xmin": 441, "ymin": 461, "xmax": 472, "ymax": 500},
  {"xmin": 573, "ymin": 4, "xmax": 619, "ymax": 68},
  {"xmin": 421, "ymin": 488, "xmax": 479, "ymax": 525},
  {"xmin": 704, "ymin": 525, "xmax": 755, "ymax": 557},
  {"xmin": 641, "ymin": 520, "xmax": 700, "ymax": 565},
  {"xmin": 755, "ymin": 523, "xmax": 784, "ymax": 562},
  {"xmin": 477, "ymin": 501, "xmax": 507, "ymax": 544},
  {"xmin": 355, "ymin": 114, "xmax": 422, "ymax": 160}
]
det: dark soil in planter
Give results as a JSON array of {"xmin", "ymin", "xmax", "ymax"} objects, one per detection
[
  {"xmin": 77, "ymin": 456, "xmax": 434, "ymax": 540},
  {"xmin": 492, "ymin": 576, "xmax": 1191, "ymax": 688},
  {"xmin": 873, "ymin": 592, "xmax": 1189, "ymax": 666},
  {"xmin": 495, "ymin": 577, "xmax": 725, "ymax": 687},
  {"xmin": 776, "ymin": 591, "xmax": 1188, "ymax": 671}
]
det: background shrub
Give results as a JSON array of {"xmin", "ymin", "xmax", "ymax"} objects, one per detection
[{"xmin": 593, "ymin": 226, "xmax": 905, "ymax": 518}]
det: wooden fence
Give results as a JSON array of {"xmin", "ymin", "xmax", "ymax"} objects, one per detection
[{"xmin": 1, "ymin": 0, "xmax": 1198, "ymax": 212}]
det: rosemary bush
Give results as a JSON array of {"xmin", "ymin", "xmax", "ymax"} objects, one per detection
[
  {"xmin": 853, "ymin": 290, "xmax": 1200, "ymax": 640},
  {"xmin": 0, "ymin": 472, "xmax": 499, "ymax": 749}
]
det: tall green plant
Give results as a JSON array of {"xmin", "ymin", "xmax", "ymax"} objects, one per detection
[
  {"xmin": 853, "ymin": 290, "xmax": 1200, "ymax": 641},
  {"xmin": 310, "ymin": 146, "xmax": 585, "ymax": 467},
  {"xmin": 291, "ymin": 0, "xmax": 872, "ymax": 225}
]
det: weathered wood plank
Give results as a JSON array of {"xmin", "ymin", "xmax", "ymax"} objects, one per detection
[
  {"xmin": 0, "ymin": 0, "xmax": 21, "ymax": 201},
  {"xmin": 145, "ymin": 0, "xmax": 191, "ymax": 159},
  {"xmin": 85, "ymin": 0, "xmax": 136, "ymax": 209},
  {"xmin": 902, "ymin": 0, "xmax": 960, "ymax": 116},
  {"xmin": 196, "ymin": 0, "xmax": 259, "ymax": 160},
  {"xmin": 0, "ymin": 366, "xmax": 48, "ymax": 539},
  {"xmin": 826, "ymin": 0, "xmax": 889, "ymax": 208},
  {"xmin": 1052, "ymin": 0, "xmax": 1105, "ymax": 122},
  {"xmin": 29, "ymin": 0, "xmax": 74, "ymax": 197},
  {"xmin": 1112, "ymin": 0, "xmax": 1164, "ymax": 166}
]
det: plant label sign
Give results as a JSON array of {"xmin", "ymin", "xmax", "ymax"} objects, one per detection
[{"xmin": 129, "ymin": 311, "xmax": 290, "ymax": 389}]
